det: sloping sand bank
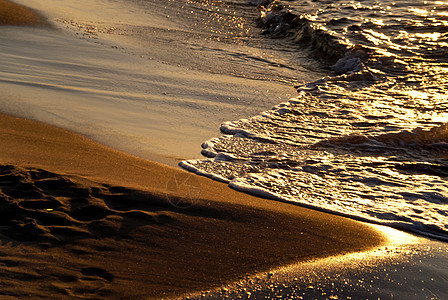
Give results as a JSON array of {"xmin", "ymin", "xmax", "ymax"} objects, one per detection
[
  {"xmin": 0, "ymin": 113, "xmax": 385, "ymax": 298},
  {"xmin": 0, "ymin": 0, "xmax": 46, "ymax": 25}
]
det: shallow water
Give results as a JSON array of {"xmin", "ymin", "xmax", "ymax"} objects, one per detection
[
  {"xmin": 181, "ymin": 0, "xmax": 448, "ymax": 240},
  {"xmin": 2, "ymin": 0, "xmax": 447, "ymax": 240},
  {"xmin": 1, "ymin": 0, "xmax": 323, "ymax": 163},
  {"xmin": 1, "ymin": 0, "xmax": 447, "ymax": 297}
]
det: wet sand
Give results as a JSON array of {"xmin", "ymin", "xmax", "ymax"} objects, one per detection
[
  {"xmin": 0, "ymin": 0, "xmax": 307, "ymax": 164},
  {"xmin": 0, "ymin": 2, "xmax": 387, "ymax": 298},
  {"xmin": 0, "ymin": 113, "xmax": 386, "ymax": 298},
  {"xmin": 2, "ymin": 2, "xmax": 446, "ymax": 300}
]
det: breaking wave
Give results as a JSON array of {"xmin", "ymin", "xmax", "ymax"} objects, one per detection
[{"xmin": 181, "ymin": 0, "xmax": 448, "ymax": 241}]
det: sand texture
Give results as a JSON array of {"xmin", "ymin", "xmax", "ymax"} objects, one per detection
[
  {"xmin": 0, "ymin": 0, "xmax": 46, "ymax": 25},
  {"xmin": 0, "ymin": 113, "xmax": 386, "ymax": 298}
]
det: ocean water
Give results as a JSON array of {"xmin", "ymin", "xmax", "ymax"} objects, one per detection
[
  {"xmin": 181, "ymin": 0, "xmax": 448, "ymax": 241},
  {"xmin": 2, "ymin": 0, "xmax": 446, "ymax": 240}
]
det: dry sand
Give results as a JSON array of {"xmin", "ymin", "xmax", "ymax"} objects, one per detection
[
  {"xmin": 0, "ymin": 0, "xmax": 46, "ymax": 25},
  {"xmin": 0, "ymin": 112, "xmax": 386, "ymax": 299}
]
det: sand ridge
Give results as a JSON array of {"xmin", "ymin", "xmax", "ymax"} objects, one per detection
[
  {"xmin": 0, "ymin": 0, "xmax": 47, "ymax": 25},
  {"xmin": 0, "ymin": 113, "xmax": 386, "ymax": 298}
]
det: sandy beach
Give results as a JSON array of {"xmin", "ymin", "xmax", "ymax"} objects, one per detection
[
  {"xmin": 0, "ymin": 112, "xmax": 386, "ymax": 298},
  {"xmin": 1, "ymin": 1, "xmax": 447, "ymax": 299},
  {"xmin": 0, "ymin": 5, "xmax": 386, "ymax": 293}
]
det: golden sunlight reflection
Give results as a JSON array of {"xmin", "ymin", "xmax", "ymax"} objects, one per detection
[
  {"xmin": 376, "ymin": 48, "xmax": 394, "ymax": 57},
  {"xmin": 369, "ymin": 18, "xmax": 385, "ymax": 26},
  {"xmin": 363, "ymin": 29, "xmax": 391, "ymax": 45},
  {"xmin": 280, "ymin": 224, "xmax": 420, "ymax": 281},
  {"xmin": 409, "ymin": 8, "xmax": 430, "ymax": 17},
  {"xmin": 177, "ymin": 0, "xmax": 448, "ymax": 248},
  {"xmin": 405, "ymin": 90, "xmax": 431, "ymax": 100},
  {"xmin": 415, "ymin": 32, "xmax": 441, "ymax": 41},
  {"xmin": 371, "ymin": 224, "xmax": 419, "ymax": 246}
]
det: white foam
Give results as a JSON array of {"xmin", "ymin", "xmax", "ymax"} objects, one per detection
[{"xmin": 178, "ymin": 161, "xmax": 231, "ymax": 183}]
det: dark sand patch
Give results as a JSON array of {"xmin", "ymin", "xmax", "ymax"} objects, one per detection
[
  {"xmin": 0, "ymin": 0, "xmax": 47, "ymax": 26},
  {"xmin": 0, "ymin": 113, "xmax": 386, "ymax": 299}
]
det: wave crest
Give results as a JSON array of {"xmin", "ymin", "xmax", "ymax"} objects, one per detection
[
  {"xmin": 255, "ymin": 2, "xmax": 349, "ymax": 64},
  {"xmin": 321, "ymin": 124, "xmax": 448, "ymax": 150}
]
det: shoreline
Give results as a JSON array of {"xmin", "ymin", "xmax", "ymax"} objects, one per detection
[
  {"xmin": 0, "ymin": 5, "xmax": 300, "ymax": 164},
  {"xmin": 0, "ymin": 0, "xmax": 448, "ymax": 299},
  {"xmin": 2, "ymin": 2, "xmax": 445, "ymax": 298},
  {"xmin": 0, "ymin": 113, "xmax": 387, "ymax": 298}
]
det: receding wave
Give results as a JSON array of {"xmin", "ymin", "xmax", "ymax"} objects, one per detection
[{"xmin": 180, "ymin": 0, "xmax": 448, "ymax": 241}]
